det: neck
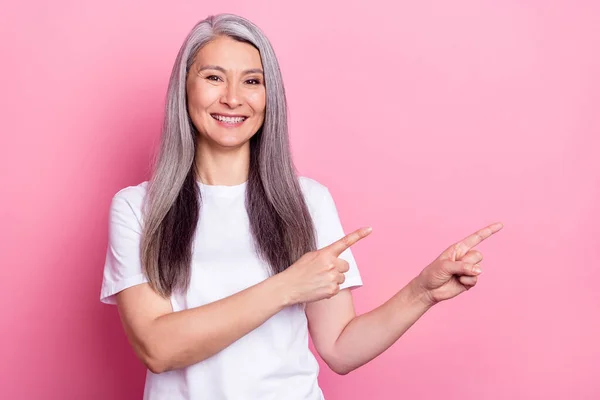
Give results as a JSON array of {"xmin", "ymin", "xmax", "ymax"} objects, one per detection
[{"xmin": 194, "ymin": 138, "xmax": 250, "ymax": 186}]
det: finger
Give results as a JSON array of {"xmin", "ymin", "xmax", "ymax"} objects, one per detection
[
  {"xmin": 460, "ymin": 249, "xmax": 483, "ymax": 264},
  {"xmin": 321, "ymin": 227, "xmax": 372, "ymax": 257},
  {"xmin": 443, "ymin": 261, "xmax": 482, "ymax": 276},
  {"xmin": 447, "ymin": 222, "xmax": 503, "ymax": 260},
  {"xmin": 335, "ymin": 259, "xmax": 350, "ymax": 273},
  {"xmin": 459, "ymin": 275, "xmax": 478, "ymax": 287}
]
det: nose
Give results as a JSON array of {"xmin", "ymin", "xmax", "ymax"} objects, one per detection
[{"xmin": 220, "ymin": 82, "xmax": 242, "ymax": 108}]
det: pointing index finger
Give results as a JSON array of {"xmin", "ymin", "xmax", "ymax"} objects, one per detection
[
  {"xmin": 453, "ymin": 222, "xmax": 504, "ymax": 258},
  {"xmin": 322, "ymin": 227, "xmax": 373, "ymax": 257}
]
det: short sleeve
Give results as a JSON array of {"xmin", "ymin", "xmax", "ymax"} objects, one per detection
[
  {"xmin": 100, "ymin": 188, "xmax": 149, "ymax": 305},
  {"xmin": 313, "ymin": 187, "xmax": 363, "ymax": 291}
]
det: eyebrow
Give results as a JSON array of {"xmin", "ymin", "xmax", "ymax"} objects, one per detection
[{"xmin": 198, "ymin": 65, "xmax": 264, "ymax": 75}]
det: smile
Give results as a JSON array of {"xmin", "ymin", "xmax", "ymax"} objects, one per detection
[{"xmin": 211, "ymin": 114, "xmax": 247, "ymax": 126}]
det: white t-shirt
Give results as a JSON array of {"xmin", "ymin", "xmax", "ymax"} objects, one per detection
[{"xmin": 100, "ymin": 176, "xmax": 363, "ymax": 400}]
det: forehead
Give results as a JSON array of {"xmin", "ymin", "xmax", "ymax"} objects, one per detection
[{"xmin": 194, "ymin": 36, "xmax": 263, "ymax": 70}]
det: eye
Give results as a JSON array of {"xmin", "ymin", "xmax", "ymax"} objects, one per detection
[
  {"xmin": 246, "ymin": 78, "xmax": 262, "ymax": 85},
  {"xmin": 206, "ymin": 75, "xmax": 222, "ymax": 82}
]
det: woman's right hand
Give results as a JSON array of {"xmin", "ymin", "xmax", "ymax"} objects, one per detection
[{"xmin": 278, "ymin": 227, "xmax": 373, "ymax": 305}]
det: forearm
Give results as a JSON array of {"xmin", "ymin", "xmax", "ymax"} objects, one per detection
[
  {"xmin": 332, "ymin": 278, "xmax": 433, "ymax": 375},
  {"xmin": 147, "ymin": 274, "xmax": 291, "ymax": 373}
]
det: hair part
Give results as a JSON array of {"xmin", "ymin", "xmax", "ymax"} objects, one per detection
[{"xmin": 140, "ymin": 14, "xmax": 317, "ymax": 298}]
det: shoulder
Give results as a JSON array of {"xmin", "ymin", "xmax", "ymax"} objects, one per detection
[
  {"xmin": 112, "ymin": 180, "xmax": 149, "ymax": 204},
  {"xmin": 298, "ymin": 175, "xmax": 329, "ymax": 196},
  {"xmin": 109, "ymin": 181, "xmax": 149, "ymax": 223},
  {"xmin": 298, "ymin": 175, "xmax": 331, "ymax": 215}
]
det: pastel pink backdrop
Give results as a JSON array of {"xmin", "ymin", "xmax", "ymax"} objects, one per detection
[{"xmin": 1, "ymin": 1, "xmax": 598, "ymax": 399}]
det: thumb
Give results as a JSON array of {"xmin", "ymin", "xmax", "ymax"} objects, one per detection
[{"xmin": 444, "ymin": 261, "xmax": 482, "ymax": 276}]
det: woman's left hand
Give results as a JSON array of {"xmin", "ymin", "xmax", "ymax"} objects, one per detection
[{"xmin": 414, "ymin": 222, "xmax": 504, "ymax": 306}]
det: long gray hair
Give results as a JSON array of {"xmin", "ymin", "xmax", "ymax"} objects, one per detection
[{"xmin": 140, "ymin": 14, "xmax": 317, "ymax": 298}]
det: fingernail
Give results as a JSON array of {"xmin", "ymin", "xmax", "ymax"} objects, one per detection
[
  {"xmin": 474, "ymin": 266, "xmax": 482, "ymax": 274},
  {"xmin": 366, "ymin": 227, "xmax": 373, "ymax": 233}
]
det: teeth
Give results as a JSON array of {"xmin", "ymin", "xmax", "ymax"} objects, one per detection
[{"xmin": 213, "ymin": 114, "xmax": 246, "ymax": 123}]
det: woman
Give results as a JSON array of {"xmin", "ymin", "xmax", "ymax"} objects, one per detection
[{"xmin": 100, "ymin": 13, "xmax": 503, "ymax": 400}]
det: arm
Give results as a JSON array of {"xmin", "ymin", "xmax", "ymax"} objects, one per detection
[
  {"xmin": 307, "ymin": 223, "xmax": 503, "ymax": 375},
  {"xmin": 117, "ymin": 273, "xmax": 291, "ymax": 374},
  {"xmin": 306, "ymin": 278, "xmax": 432, "ymax": 375}
]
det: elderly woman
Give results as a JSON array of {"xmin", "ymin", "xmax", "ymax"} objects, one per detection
[{"xmin": 100, "ymin": 13, "xmax": 502, "ymax": 400}]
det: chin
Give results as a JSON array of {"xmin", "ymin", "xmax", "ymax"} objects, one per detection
[{"xmin": 207, "ymin": 134, "xmax": 251, "ymax": 149}]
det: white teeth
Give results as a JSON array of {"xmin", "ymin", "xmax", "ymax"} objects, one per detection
[{"xmin": 213, "ymin": 114, "xmax": 246, "ymax": 123}]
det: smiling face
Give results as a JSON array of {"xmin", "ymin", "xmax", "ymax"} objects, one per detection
[{"xmin": 186, "ymin": 35, "xmax": 266, "ymax": 150}]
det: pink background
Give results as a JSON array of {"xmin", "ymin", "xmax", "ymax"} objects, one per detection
[{"xmin": 2, "ymin": 1, "xmax": 598, "ymax": 399}]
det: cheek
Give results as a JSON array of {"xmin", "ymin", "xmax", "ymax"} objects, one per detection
[
  {"xmin": 248, "ymin": 91, "xmax": 266, "ymax": 117},
  {"xmin": 187, "ymin": 84, "xmax": 219, "ymax": 113}
]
